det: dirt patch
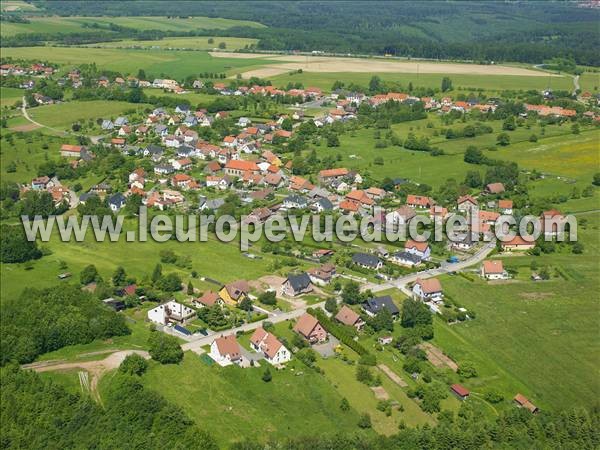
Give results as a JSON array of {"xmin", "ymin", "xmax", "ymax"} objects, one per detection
[
  {"xmin": 377, "ymin": 364, "xmax": 408, "ymax": 387},
  {"xmin": 258, "ymin": 275, "xmax": 286, "ymax": 290},
  {"xmin": 210, "ymin": 51, "xmax": 279, "ymax": 59},
  {"xmin": 371, "ymin": 386, "xmax": 389, "ymax": 400},
  {"xmin": 520, "ymin": 292, "xmax": 555, "ymax": 301},
  {"xmin": 10, "ymin": 123, "xmax": 40, "ymax": 132},
  {"xmin": 418, "ymin": 343, "xmax": 458, "ymax": 372}
]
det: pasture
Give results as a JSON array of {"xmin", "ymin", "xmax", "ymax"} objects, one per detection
[
  {"xmin": 0, "ymin": 86, "xmax": 23, "ymax": 108},
  {"xmin": 0, "ymin": 47, "xmax": 276, "ymax": 80},
  {"xmin": 432, "ymin": 212, "xmax": 600, "ymax": 411},
  {"xmin": 0, "ymin": 15, "xmax": 265, "ymax": 36}
]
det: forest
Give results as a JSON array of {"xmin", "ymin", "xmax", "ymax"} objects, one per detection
[{"xmin": 3, "ymin": 1, "xmax": 598, "ymax": 65}]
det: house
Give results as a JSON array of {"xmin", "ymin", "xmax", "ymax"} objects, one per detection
[
  {"xmin": 451, "ymin": 384, "xmax": 470, "ymax": 400},
  {"xmin": 108, "ymin": 193, "xmax": 126, "ymax": 212},
  {"xmin": 224, "ymin": 159, "xmax": 259, "ymax": 177},
  {"xmin": 430, "ymin": 205, "xmax": 449, "ymax": 221},
  {"xmin": 244, "ymin": 207, "xmax": 272, "ymax": 224},
  {"xmin": 378, "ymin": 336, "xmax": 393, "ymax": 345},
  {"xmin": 412, "ymin": 278, "xmax": 443, "ymax": 302},
  {"xmin": 498, "ymin": 199, "xmax": 513, "ymax": 214},
  {"xmin": 101, "ymin": 119, "xmax": 114, "ymax": 130},
  {"xmin": 362, "ymin": 296, "xmax": 399, "ymax": 317},
  {"xmin": 501, "ymin": 235, "xmax": 535, "ymax": 251},
  {"xmin": 352, "ymin": 253, "xmax": 383, "ymax": 270},
  {"xmin": 206, "ymin": 176, "xmax": 230, "ymax": 190},
  {"xmin": 404, "ymin": 239, "xmax": 431, "ymax": 259},
  {"xmin": 31, "ymin": 176, "xmax": 51, "ymax": 190},
  {"xmin": 282, "ymin": 273, "xmax": 313, "ymax": 297},
  {"xmin": 514, "ymin": 394, "xmax": 539, "ymax": 413},
  {"xmin": 171, "ymin": 173, "xmax": 193, "ymax": 189},
  {"xmin": 485, "ymin": 182, "xmax": 505, "ymax": 195},
  {"xmin": 173, "ymin": 158, "xmax": 192, "ymax": 171},
  {"xmin": 318, "ymin": 167, "xmax": 349, "ymax": 183},
  {"xmin": 147, "ymin": 301, "xmax": 195, "ymax": 325},
  {"xmin": 192, "ymin": 291, "xmax": 223, "ymax": 308},
  {"xmin": 283, "ymin": 194, "xmax": 308, "ymax": 210},
  {"xmin": 385, "ymin": 206, "xmax": 416, "ymax": 232},
  {"xmin": 60, "ymin": 144, "xmax": 85, "ymax": 158},
  {"xmin": 198, "ymin": 197, "xmax": 226, "ymax": 211},
  {"xmin": 209, "ymin": 335, "xmax": 243, "ymax": 367},
  {"xmin": 307, "ymin": 263, "xmax": 336, "ymax": 285},
  {"xmin": 540, "ymin": 209, "xmax": 569, "ymax": 237},
  {"xmin": 154, "ymin": 164, "xmax": 175, "ymax": 175},
  {"xmin": 389, "ymin": 251, "xmax": 422, "ymax": 267},
  {"xmin": 219, "ymin": 280, "xmax": 250, "ymax": 306},
  {"xmin": 144, "ymin": 144, "xmax": 164, "ymax": 158},
  {"xmin": 313, "ymin": 197, "xmax": 334, "ymax": 213},
  {"xmin": 457, "ymin": 195, "xmax": 478, "ymax": 214},
  {"xmin": 406, "ymin": 195, "xmax": 435, "ymax": 209},
  {"xmin": 119, "ymin": 284, "xmax": 137, "ymax": 297},
  {"xmin": 111, "ymin": 138, "xmax": 126, "ymax": 147},
  {"xmin": 250, "ymin": 327, "xmax": 291, "ymax": 365},
  {"xmin": 335, "ymin": 305, "xmax": 365, "ymax": 330},
  {"xmin": 294, "ymin": 313, "xmax": 327, "ymax": 343},
  {"xmin": 481, "ymin": 260, "xmax": 509, "ymax": 280},
  {"xmin": 453, "ymin": 233, "xmax": 476, "ymax": 251}
]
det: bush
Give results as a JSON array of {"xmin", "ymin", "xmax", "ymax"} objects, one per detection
[
  {"xmin": 258, "ymin": 290, "xmax": 277, "ymax": 305},
  {"xmin": 119, "ymin": 354, "xmax": 148, "ymax": 376},
  {"xmin": 357, "ymin": 413, "xmax": 372, "ymax": 429},
  {"xmin": 458, "ymin": 361, "xmax": 478, "ymax": 378},
  {"xmin": 148, "ymin": 332, "xmax": 183, "ymax": 364},
  {"xmin": 262, "ymin": 367, "xmax": 272, "ymax": 382},
  {"xmin": 484, "ymin": 389, "xmax": 504, "ymax": 404}
]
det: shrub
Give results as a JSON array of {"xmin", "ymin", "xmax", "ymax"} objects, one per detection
[
  {"xmin": 119, "ymin": 354, "xmax": 148, "ymax": 376},
  {"xmin": 148, "ymin": 332, "xmax": 183, "ymax": 364},
  {"xmin": 357, "ymin": 413, "xmax": 372, "ymax": 429}
]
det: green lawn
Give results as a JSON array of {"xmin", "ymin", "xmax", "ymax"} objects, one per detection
[
  {"xmin": 430, "ymin": 212, "xmax": 600, "ymax": 411},
  {"xmin": 86, "ymin": 36, "xmax": 258, "ymax": 51},
  {"xmin": 269, "ymin": 71, "xmax": 572, "ymax": 93},
  {"xmin": 0, "ymin": 47, "xmax": 276, "ymax": 79},
  {"xmin": 0, "ymin": 15, "xmax": 265, "ymax": 37},
  {"xmin": 578, "ymin": 71, "xmax": 600, "ymax": 93},
  {"xmin": 141, "ymin": 352, "xmax": 368, "ymax": 447}
]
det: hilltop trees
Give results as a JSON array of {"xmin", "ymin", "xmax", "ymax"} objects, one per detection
[{"xmin": 0, "ymin": 224, "xmax": 42, "ymax": 264}]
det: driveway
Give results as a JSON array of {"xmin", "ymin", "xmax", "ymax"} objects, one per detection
[{"xmin": 312, "ymin": 336, "xmax": 339, "ymax": 358}]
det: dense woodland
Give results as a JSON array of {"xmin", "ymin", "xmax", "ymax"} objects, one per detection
[{"xmin": 2, "ymin": 1, "xmax": 598, "ymax": 65}]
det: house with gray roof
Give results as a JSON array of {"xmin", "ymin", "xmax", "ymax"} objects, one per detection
[
  {"xmin": 362, "ymin": 295, "xmax": 399, "ymax": 317},
  {"xmin": 282, "ymin": 273, "xmax": 313, "ymax": 297}
]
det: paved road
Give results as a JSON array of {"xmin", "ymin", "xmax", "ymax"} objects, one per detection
[
  {"xmin": 364, "ymin": 241, "xmax": 497, "ymax": 293},
  {"xmin": 181, "ymin": 301, "xmax": 325, "ymax": 354}
]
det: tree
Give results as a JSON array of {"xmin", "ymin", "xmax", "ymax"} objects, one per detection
[
  {"xmin": 496, "ymin": 133, "xmax": 510, "ymax": 146},
  {"xmin": 464, "ymin": 170, "xmax": 482, "ymax": 188},
  {"xmin": 340, "ymin": 397, "xmax": 350, "ymax": 411},
  {"xmin": 148, "ymin": 332, "xmax": 183, "ymax": 364},
  {"xmin": 357, "ymin": 413, "xmax": 372, "ymax": 429},
  {"xmin": 218, "ymin": 42, "xmax": 226, "ymax": 49},
  {"xmin": 187, "ymin": 280, "xmax": 194, "ymax": 295},
  {"xmin": 258, "ymin": 290, "xmax": 277, "ymax": 305},
  {"xmin": 341, "ymin": 281, "xmax": 362, "ymax": 305},
  {"xmin": 458, "ymin": 361, "xmax": 478, "ymax": 378},
  {"xmin": 502, "ymin": 115, "xmax": 516, "ymax": 131},
  {"xmin": 441, "ymin": 77, "xmax": 453, "ymax": 92},
  {"xmin": 571, "ymin": 123, "xmax": 580, "ymax": 134},
  {"xmin": 207, "ymin": 37, "xmax": 214, "ymax": 44},
  {"xmin": 572, "ymin": 242, "xmax": 584, "ymax": 254},
  {"xmin": 369, "ymin": 75, "xmax": 382, "ymax": 93},
  {"xmin": 326, "ymin": 133, "xmax": 340, "ymax": 147},
  {"xmin": 0, "ymin": 225, "xmax": 42, "ymax": 263},
  {"xmin": 156, "ymin": 273, "xmax": 182, "ymax": 292},
  {"xmin": 112, "ymin": 266, "xmax": 126, "ymax": 286},
  {"xmin": 119, "ymin": 353, "xmax": 148, "ymax": 376},
  {"xmin": 238, "ymin": 296, "xmax": 253, "ymax": 311},
  {"xmin": 484, "ymin": 389, "xmax": 504, "ymax": 403},
  {"xmin": 262, "ymin": 367, "xmax": 272, "ymax": 382},
  {"xmin": 356, "ymin": 365, "xmax": 373, "ymax": 384},
  {"xmin": 324, "ymin": 297, "xmax": 338, "ymax": 314},
  {"xmin": 401, "ymin": 299, "xmax": 432, "ymax": 328},
  {"xmin": 593, "ymin": 173, "xmax": 600, "ymax": 186},
  {"xmin": 464, "ymin": 146, "xmax": 484, "ymax": 164},
  {"xmin": 80, "ymin": 264, "xmax": 99, "ymax": 285},
  {"xmin": 371, "ymin": 307, "xmax": 394, "ymax": 332},
  {"xmin": 151, "ymin": 263, "xmax": 162, "ymax": 284},
  {"xmin": 529, "ymin": 134, "xmax": 538, "ymax": 142}
]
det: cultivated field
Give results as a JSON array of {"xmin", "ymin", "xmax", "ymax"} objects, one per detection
[{"xmin": 0, "ymin": 15, "xmax": 265, "ymax": 36}]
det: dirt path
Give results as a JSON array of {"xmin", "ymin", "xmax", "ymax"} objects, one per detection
[
  {"xmin": 418, "ymin": 343, "xmax": 458, "ymax": 372},
  {"xmin": 378, "ymin": 364, "xmax": 408, "ymax": 387},
  {"xmin": 23, "ymin": 350, "xmax": 150, "ymax": 401}
]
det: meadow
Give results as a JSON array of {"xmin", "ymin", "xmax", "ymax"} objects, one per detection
[
  {"xmin": 141, "ymin": 353, "xmax": 367, "ymax": 446},
  {"xmin": 0, "ymin": 15, "xmax": 265, "ymax": 37},
  {"xmin": 0, "ymin": 86, "xmax": 23, "ymax": 108},
  {"xmin": 86, "ymin": 36, "xmax": 258, "ymax": 51},
  {"xmin": 431, "ymin": 212, "xmax": 600, "ymax": 411},
  {"xmin": 0, "ymin": 47, "xmax": 276, "ymax": 80},
  {"xmin": 269, "ymin": 71, "xmax": 572, "ymax": 94}
]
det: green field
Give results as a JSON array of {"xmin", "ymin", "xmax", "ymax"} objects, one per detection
[
  {"xmin": 0, "ymin": 46, "xmax": 275, "ymax": 79},
  {"xmin": 431, "ymin": 212, "xmax": 600, "ymax": 411},
  {"xmin": 14, "ymin": 100, "xmax": 151, "ymax": 132},
  {"xmin": 0, "ymin": 133, "xmax": 66, "ymax": 183},
  {"xmin": 0, "ymin": 86, "xmax": 23, "ymax": 108},
  {"xmin": 578, "ymin": 71, "xmax": 600, "ymax": 93},
  {"xmin": 269, "ymin": 71, "xmax": 572, "ymax": 93},
  {"xmin": 0, "ymin": 15, "xmax": 265, "ymax": 36},
  {"xmin": 141, "ymin": 353, "xmax": 367, "ymax": 446},
  {"xmin": 86, "ymin": 36, "xmax": 258, "ymax": 51}
]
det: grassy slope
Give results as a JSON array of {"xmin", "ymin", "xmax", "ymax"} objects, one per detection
[
  {"xmin": 141, "ymin": 353, "xmax": 367, "ymax": 447},
  {"xmin": 0, "ymin": 15, "xmax": 265, "ymax": 36},
  {"xmin": 0, "ymin": 86, "xmax": 23, "ymax": 108},
  {"xmin": 0, "ymin": 47, "xmax": 274, "ymax": 79},
  {"xmin": 431, "ymin": 212, "xmax": 600, "ymax": 411}
]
